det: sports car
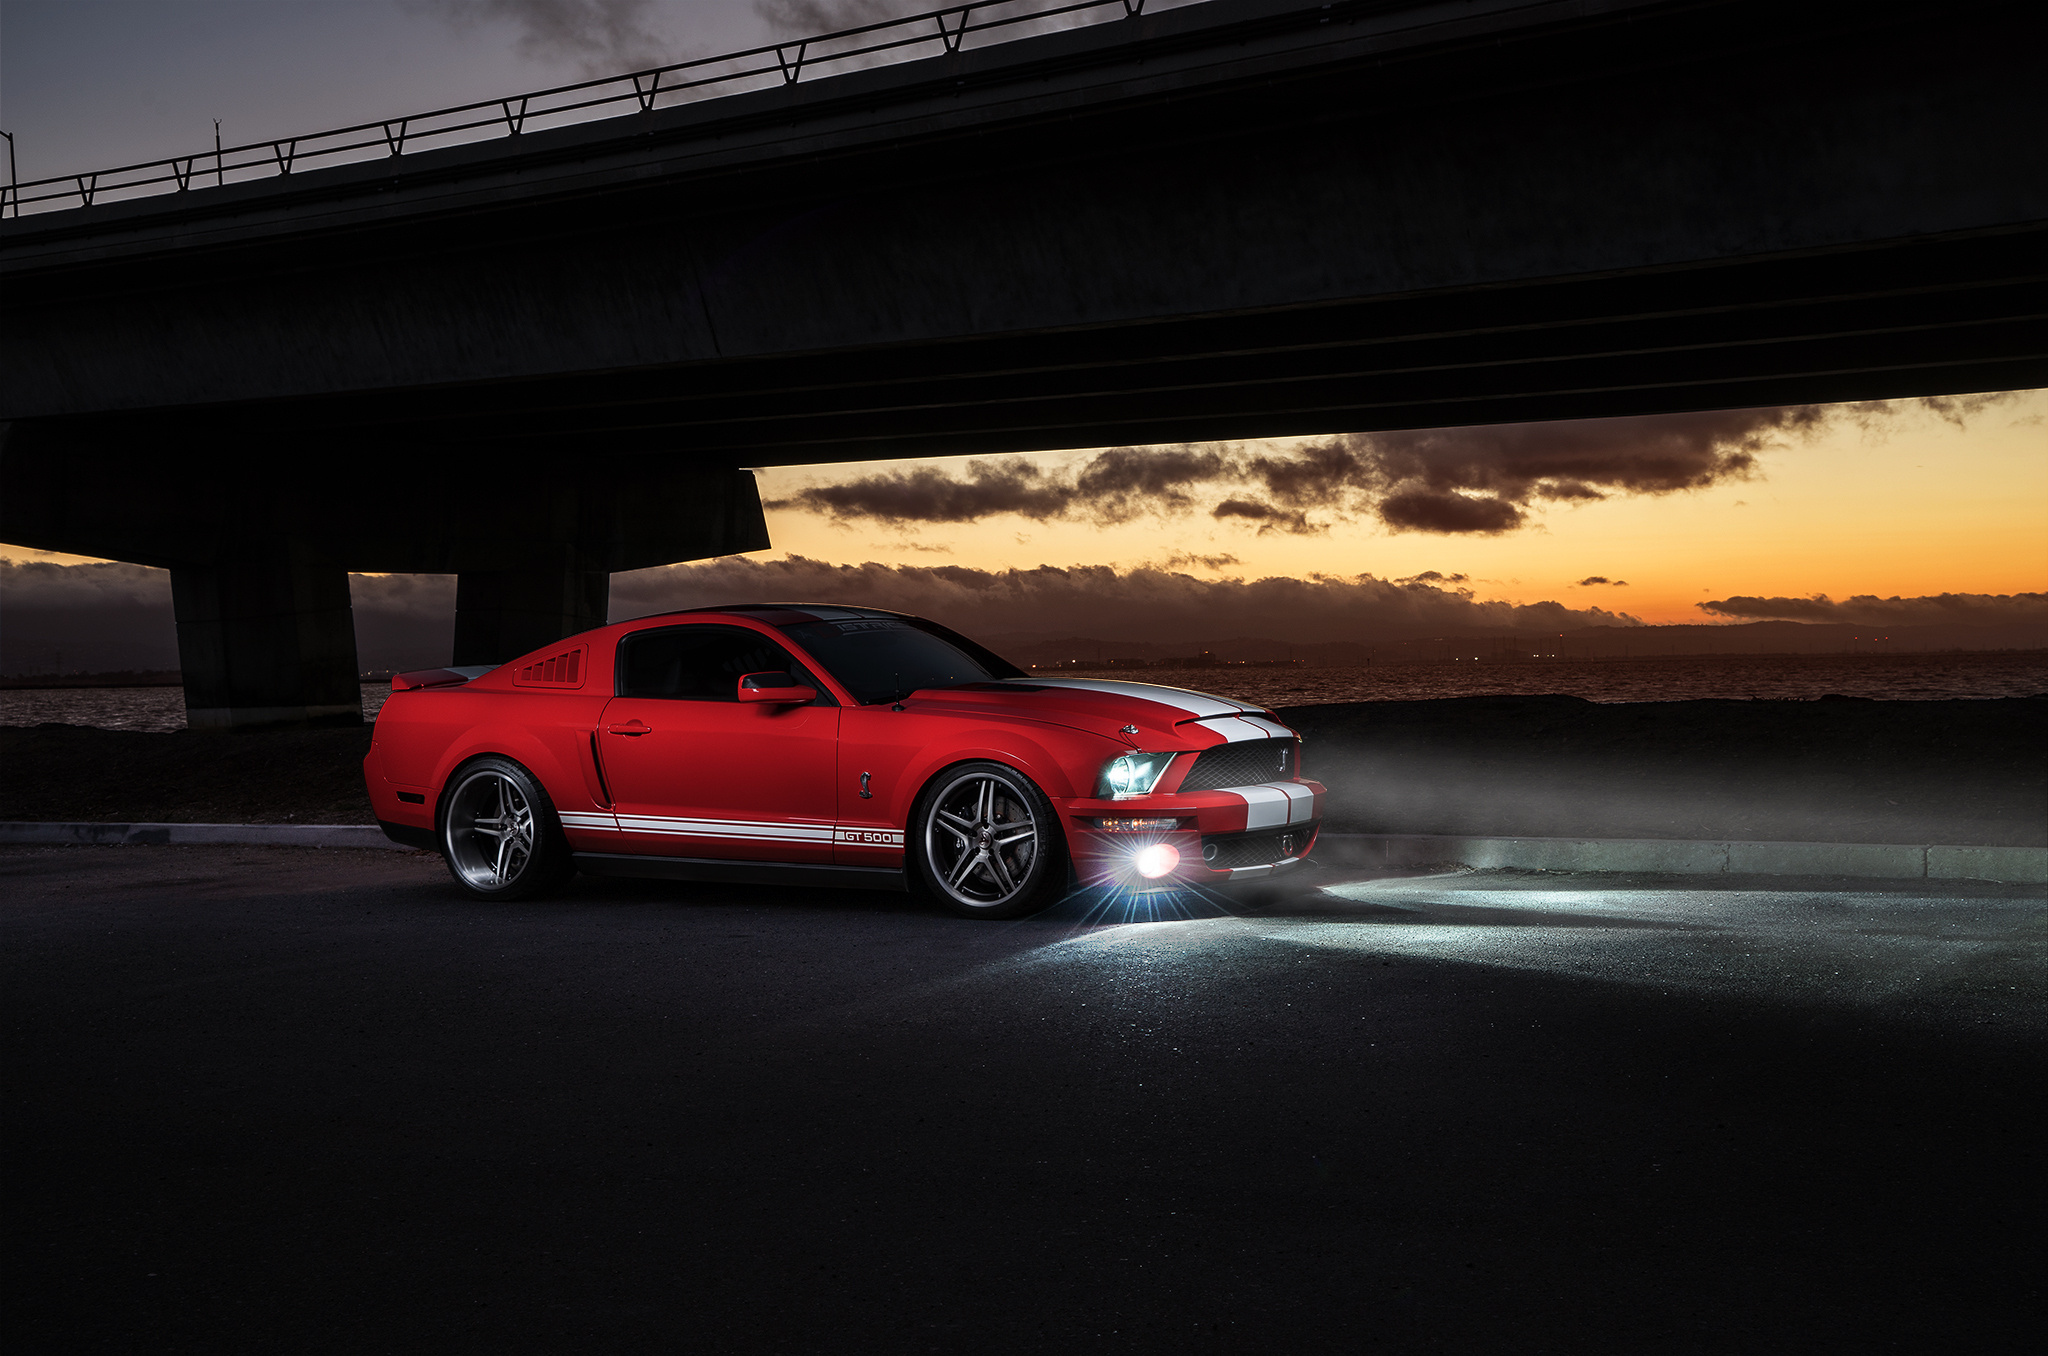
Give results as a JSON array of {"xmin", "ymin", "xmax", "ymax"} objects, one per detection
[{"xmin": 365, "ymin": 605, "xmax": 1326, "ymax": 918}]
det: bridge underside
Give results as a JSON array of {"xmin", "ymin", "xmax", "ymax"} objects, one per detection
[
  {"xmin": 0, "ymin": 445, "xmax": 765, "ymax": 727},
  {"xmin": 2, "ymin": 0, "xmax": 2043, "ymax": 725},
  {"xmin": 14, "ymin": 223, "xmax": 2041, "ymax": 467}
]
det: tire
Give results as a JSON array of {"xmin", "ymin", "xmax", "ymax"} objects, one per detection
[
  {"xmin": 438, "ymin": 756, "xmax": 575, "ymax": 900},
  {"xmin": 912, "ymin": 761, "xmax": 1066, "ymax": 919}
]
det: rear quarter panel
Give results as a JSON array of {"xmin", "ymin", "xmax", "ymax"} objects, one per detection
[{"xmin": 367, "ymin": 686, "xmax": 614, "ymax": 844}]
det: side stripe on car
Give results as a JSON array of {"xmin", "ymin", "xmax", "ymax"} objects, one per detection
[
  {"xmin": 559, "ymin": 813, "xmax": 903, "ymax": 850},
  {"xmin": 613, "ymin": 815, "xmax": 837, "ymax": 844},
  {"xmin": 558, "ymin": 812, "xmax": 620, "ymax": 832}
]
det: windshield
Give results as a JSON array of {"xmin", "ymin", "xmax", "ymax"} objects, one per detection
[{"xmin": 781, "ymin": 617, "xmax": 1022, "ymax": 705}]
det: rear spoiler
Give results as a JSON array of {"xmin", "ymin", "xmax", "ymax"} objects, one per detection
[{"xmin": 391, "ymin": 664, "xmax": 496, "ymax": 692}]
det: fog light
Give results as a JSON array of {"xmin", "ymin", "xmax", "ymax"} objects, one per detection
[{"xmin": 1132, "ymin": 842, "xmax": 1180, "ymax": 879}]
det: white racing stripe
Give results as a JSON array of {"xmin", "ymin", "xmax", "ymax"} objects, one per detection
[
  {"xmin": 1014, "ymin": 677, "xmax": 1252, "ymax": 719},
  {"xmin": 1231, "ymin": 782, "xmax": 1318, "ymax": 830},
  {"xmin": 1187, "ymin": 714, "xmax": 1295, "ymax": 743}
]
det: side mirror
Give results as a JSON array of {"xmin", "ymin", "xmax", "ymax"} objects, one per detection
[{"xmin": 737, "ymin": 671, "xmax": 817, "ymax": 705}]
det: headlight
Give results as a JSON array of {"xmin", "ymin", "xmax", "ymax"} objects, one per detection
[{"xmin": 1097, "ymin": 752, "xmax": 1173, "ymax": 799}]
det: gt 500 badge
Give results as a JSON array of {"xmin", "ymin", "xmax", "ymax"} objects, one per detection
[{"xmin": 836, "ymin": 828, "xmax": 905, "ymax": 845}]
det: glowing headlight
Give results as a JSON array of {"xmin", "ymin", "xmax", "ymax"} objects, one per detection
[
  {"xmin": 1132, "ymin": 843, "xmax": 1181, "ymax": 879},
  {"xmin": 1097, "ymin": 752, "xmax": 1173, "ymax": 799}
]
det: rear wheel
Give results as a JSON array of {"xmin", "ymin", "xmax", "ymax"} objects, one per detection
[
  {"xmin": 439, "ymin": 757, "xmax": 574, "ymax": 900},
  {"xmin": 913, "ymin": 762, "xmax": 1065, "ymax": 919}
]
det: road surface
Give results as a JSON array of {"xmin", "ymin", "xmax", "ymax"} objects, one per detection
[{"xmin": 5, "ymin": 845, "xmax": 2042, "ymax": 1353}]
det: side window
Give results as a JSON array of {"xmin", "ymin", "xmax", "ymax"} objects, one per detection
[{"xmin": 616, "ymin": 625, "xmax": 832, "ymax": 704}]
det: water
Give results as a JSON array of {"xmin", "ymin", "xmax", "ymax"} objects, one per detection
[
  {"xmin": 4, "ymin": 652, "xmax": 2042, "ymax": 732},
  {"xmin": 1, "ymin": 682, "xmax": 398, "ymax": 733}
]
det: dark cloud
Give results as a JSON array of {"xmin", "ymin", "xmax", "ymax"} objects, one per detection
[
  {"xmin": 754, "ymin": 0, "xmax": 1107, "ymax": 48},
  {"xmin": 1396, "ymin": 571, "xmax": 1469, "ymax": 585},
  {"xmin": 753, "ymin": 0, "xmax": 903, "ymax": 38},
  {"xmin": 1239, "ymin": 439, "xmax": 1373, "ymax": 511},
  {"xmin": 608, "ymin": 554, "xmax": 1642, "ymax": 643},
  {"xmin": 1842, "ymin": 392, "xmax": 2021, "ymax": 430},
  {"xmin": 1210, "ymin": 395, "xmax": 2025, "ymax": 532},
  {"xmin": 405, "ymin": 0, "xmax": 670, "ymax": 75},
  {"xmin": 1160, "ymin": 551, "xmax": 1241, "ymax": 571},
  {"xmin": 768, "ymin": 449, "xmax": 1236, "ymax": 527},
  {"xmin": 768, "ymin": 459, "xmax": 1076, "ymax": 524},
  {"xmin": 1377, "ymin": 489, "xmax": 1524, "ymax": 535},
  {"xmin": 1074, "ymin": 446, "xmax": 1238, "ymax": 521},
  {"xmin": 1575, "ymin": 576, "xmax": 1628, "ymax": 587},
  {"xmin": 1224, "ymin": 408, "xmax": 1807, "ymax": 534},
  {"xmin": 1209, "ymin": 498, "xmax": 1315, "ymax": 535},
  {"xmin": 1698, "ymin": 592, "xmax": 2048, "ymax": 627},
  {"xmin": 770, "ymin": 396, "xmax": 2022, "ymax": 537}
]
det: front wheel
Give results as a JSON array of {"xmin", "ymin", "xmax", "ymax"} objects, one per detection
[
  {"xmin": 913, "ymin": 762, "xmax": 1065, "ymax": 919},
  {"xmin": 439, "ymin": 756, "xmax": 574, "ymax": 900}
]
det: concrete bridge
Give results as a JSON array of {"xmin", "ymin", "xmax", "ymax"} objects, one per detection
[{"xmin": 3, "ymin": 0, "xmax": 2042, "ymax": 726}]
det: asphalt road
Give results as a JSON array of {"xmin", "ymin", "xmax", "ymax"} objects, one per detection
[{"xmin": 5, "ymin": 846, "xmax": 2043, "ymax": 1354}]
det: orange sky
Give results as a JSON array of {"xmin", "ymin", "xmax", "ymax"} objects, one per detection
[{"xmin": 752, "ymin": 391, "xmax": 2048, "ymax": 625}]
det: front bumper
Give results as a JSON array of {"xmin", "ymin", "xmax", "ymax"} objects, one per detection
[{"xmin": 1060, "ymin": 779, "xmax": 1326, "ymax": 890}]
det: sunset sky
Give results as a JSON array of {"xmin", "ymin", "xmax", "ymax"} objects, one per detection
[{"xmin": 749, "ymin": 393, "xmax": 2048, "ymax": 626}]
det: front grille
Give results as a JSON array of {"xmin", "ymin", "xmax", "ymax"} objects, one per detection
[
  {"xmin": 1178, "ymin": 738, "xmax": 1295, "ymax": 791},
  {"xmin": 1201, "ymin": 827, "xmax": 1306, "ymax": 870}
]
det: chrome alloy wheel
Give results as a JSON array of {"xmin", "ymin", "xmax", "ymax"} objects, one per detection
[
  {"xmin": 922, "ymin": 766, "xmax": 1050, "ymax": 913},
  {"xmin": 443, "ymin": 764, "xmax": 540, "ymax": 893}
]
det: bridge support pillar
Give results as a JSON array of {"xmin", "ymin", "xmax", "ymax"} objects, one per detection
[
  {"xmin": 169, "ymin": 545, "xmax": 362, "ymax": 730},
  {"xmin": 452, "ymin": 556, "xmax": 610, "ymax": 667}
]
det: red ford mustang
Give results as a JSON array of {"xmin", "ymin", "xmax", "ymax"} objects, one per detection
[{"xmin": 365, "ymin": 605, "xmax": 1325, "ymax": 918}]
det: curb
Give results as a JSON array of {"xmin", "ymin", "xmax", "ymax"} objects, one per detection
[
  {"xmin": 3, "ymin": 824, "xmax": 2042, "ymax": 885},
  {"xmin": 1314, "ymin": 833, "xmax": 2047, "ymax": 885},
  {"xmin": 0, "ymin": 822, "xmax": 407, "ymax": 850}
]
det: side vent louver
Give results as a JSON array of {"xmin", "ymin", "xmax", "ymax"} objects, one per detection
[{"xmin": 513, "ymin": 646, "xmax": 586, "ymax": 689}]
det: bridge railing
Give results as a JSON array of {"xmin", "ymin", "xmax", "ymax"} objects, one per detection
[{"xmin": 1, "ymin": 0, "xmax": 1210, "ymax": 220}]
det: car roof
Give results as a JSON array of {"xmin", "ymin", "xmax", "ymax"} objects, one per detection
[{"xmin": 664, "ymin": 603, "xmax": 916, "ymax": 628}]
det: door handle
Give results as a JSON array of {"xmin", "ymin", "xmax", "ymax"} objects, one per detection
[{"xmin": 605, "ymin": 720, "xmax": 653, "ymax": 736}]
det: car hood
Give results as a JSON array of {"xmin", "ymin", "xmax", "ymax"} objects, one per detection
[{"xmin": 903, "ymin": 677, "xmax": 1295, "ymax": 748}]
